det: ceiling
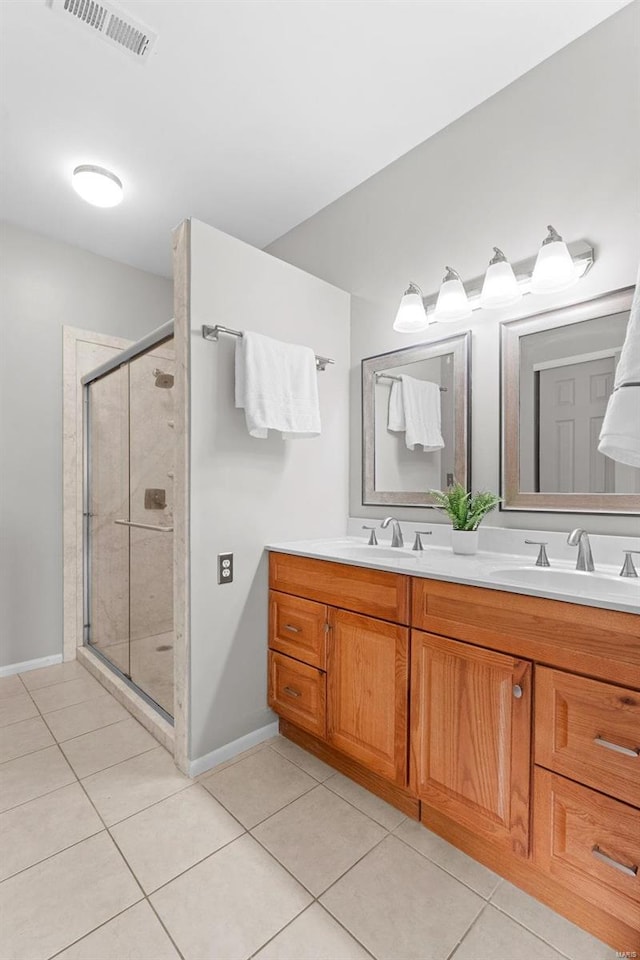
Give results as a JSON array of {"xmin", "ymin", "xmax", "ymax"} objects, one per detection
[{"xmin": 0, "ymin": 0, "xmax": 631, "ymax": 278}]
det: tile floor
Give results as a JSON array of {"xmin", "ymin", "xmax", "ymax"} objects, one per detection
[{"xmin": 0, "ymin": 663, "xmax": 617, "ymax": 960}]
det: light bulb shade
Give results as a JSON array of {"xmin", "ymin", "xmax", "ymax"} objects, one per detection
[
  {"xmin": 72, "ymin": 165, "xmax": 123, "ymax": 207},
  {"xmin": 433, "ymin": 274, "xmax": 471, "ymax": 322},
  {"xmin": 393, "ymin": 289, "xmax": 428, "ymax": 332},
  {"xmin": 531, "ymin": 235, "xmax": 577, "ymax": 294},
  {"xmin": 480, "ymin": 259, "xmax": 522, "ymax": 308}
]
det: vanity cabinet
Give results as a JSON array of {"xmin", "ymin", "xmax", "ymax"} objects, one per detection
[
  {"xmin": 267, "ymin": 550, "xmax": 640, "ymax": 951},
  {"xmin": 410, "ymin": 631, "xmax": 531, "ymax": 857}
]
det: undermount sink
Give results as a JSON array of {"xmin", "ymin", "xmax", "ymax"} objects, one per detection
[
  {"xmin": 488, "ymin": 566, "xmax": 639, "ymax": 600},
  {"xmin": 331, "ymin": 545, "xmax": 418, "ymax": 561}
]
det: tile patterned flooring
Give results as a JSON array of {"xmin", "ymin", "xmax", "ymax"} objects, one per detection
[{"xmin": 0, "ymin": 664, "xmax": 617, "ymax": 960}]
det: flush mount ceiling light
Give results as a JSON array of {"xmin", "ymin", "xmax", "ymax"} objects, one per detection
[
  {"xmin": 480, "ymin": 247, "xmax": 522, "ymax": 309},
  {"xmin": 530, "ymin": 225, "xmax": 578, "ymax": 295},
  {"xmin": 433, "ymin": 267, "xmax": 472, "ymax": 323},
  {"xmin": 72, "ymin": 165, "xmax": 123, "ymax": 207},
  {"xmin": 394, "ymin": 228, "xmax": 594, "ymax": 330},
  {"xmin": 393, "ymin": 282, "xmax": 429, "ymax": 333}
]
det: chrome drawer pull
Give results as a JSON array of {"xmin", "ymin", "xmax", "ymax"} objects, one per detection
[
  {"xmin": 283, "ymin": 686, "xmax": 301, "ymax": 698},
  {"xmin": 591, "ymin": 846, "xmax": 638, "ymax": 878},
  {"xmin": 593, "ymin": 736, "xmax": 639, "ymax": 758},
  {"xmin": 283, "ymin": 624, "xmax": 301, "ymax": 633}
]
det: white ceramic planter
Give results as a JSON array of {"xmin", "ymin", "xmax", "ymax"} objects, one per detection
[{"xmin": 451, "ymin": 529, "xmax": 479, "ymax": 555}]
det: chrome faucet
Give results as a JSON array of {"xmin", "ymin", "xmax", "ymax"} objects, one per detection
[
  {"xmin": 567, "ymin": 528, "xmax": 595, "ymax": 572},
  {"xmin": 381, "ymin": 517, "xmax": 404, "ymax": 548}
]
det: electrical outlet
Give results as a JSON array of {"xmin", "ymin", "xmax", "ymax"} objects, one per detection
[
  {"xmin": 446, "ymin": 473, "xmax": 454, "ymax": 487},
  {"xmin": 217, "ymin": 553, "xmax": 233, "ymax": 584}
]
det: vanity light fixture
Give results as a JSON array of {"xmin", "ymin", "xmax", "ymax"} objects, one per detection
[
  {"xmin": 393, "ymin": 228, "xmax": 594, "ymax": 331},
  {"xmin": 72, "ymin": 165, "xmax": 123, "ymax": 208},
  {"xmin": 480, "ymin": 248, "xmax": 522, "ymax": 309},
  {"xmin": 393, "ymin": 282, "xmax": 429, "ymax": 332},
  {"xmin": 433, "ymin": 267, "xmax": 472, "ymax": 322},
  {"xmin": 530, "ymin": 225, "xmax": 578, "ymax": 295}
]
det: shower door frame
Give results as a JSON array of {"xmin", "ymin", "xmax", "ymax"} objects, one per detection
[{"xmin": 82, "ymin": 319, "xmax": 176, "ymax": 725}]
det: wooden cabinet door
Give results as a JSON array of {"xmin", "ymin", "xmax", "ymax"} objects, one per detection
[
  {"xmin": 327, "ymin": 609, "xmax": 409, "ymax": 784},
  {"xmin": 411, "ymin": 630, "xmax": 532, "ymax": 856}
]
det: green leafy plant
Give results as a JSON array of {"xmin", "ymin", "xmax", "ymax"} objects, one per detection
[{"xmin": 429, "ymin": 482, "xmax": 502, "ymax": 531}]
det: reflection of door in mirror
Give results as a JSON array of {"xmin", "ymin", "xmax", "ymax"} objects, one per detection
[
  {"xmin": 519, "ymin": 310, "xmax": 640, "ymax": 496},
  {"xmin": 537, "ymin": 356, "xmax": 615, "ymax": 493},
  {"xmin": 374, "ymin": 355, "xmax": 453, "ymax": 493}
]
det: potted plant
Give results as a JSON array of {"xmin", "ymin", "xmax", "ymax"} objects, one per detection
[{"xmin": 429, "ymin": 482, "xmax": 501, "ymax": 555}]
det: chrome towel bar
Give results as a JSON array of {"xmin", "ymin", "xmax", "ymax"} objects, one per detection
[{"xmin": 201, "ymin": 324, "xmax": 334, "ymax": 371}]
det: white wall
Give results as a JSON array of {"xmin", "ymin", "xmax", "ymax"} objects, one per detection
[
  {"xmin": 188, "ymin": 219, "xmax": 350, "ymax": 763},
  {"xmin": 267, "ymin": 3, "xmax": 640, "ymax": 536},
  {"xmin": 0, "ymin": 222, "xmax": 173, "ymax": 668}
]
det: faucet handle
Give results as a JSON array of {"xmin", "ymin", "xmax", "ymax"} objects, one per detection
[
  {"xmin": 412, "ymin": 531, "xmax": 433, "ymax": 551},
  {"xmin": 524, "ymin": 540, "xmax": 550, "ymax": 567},
  {"xmin": 620, "ymin": 550, "xmax": 640, "ymax": 578},
  {"xmin": 362, "ymin": 525, "xmax": 378, "ymax": 546}
]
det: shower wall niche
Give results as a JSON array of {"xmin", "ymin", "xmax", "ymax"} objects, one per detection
[{"xmin": 84, "ymin": 331, "xmax": 175, "ymax": 719}]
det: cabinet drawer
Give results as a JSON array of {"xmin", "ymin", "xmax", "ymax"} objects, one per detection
[
  {"xmin": 536, "ymin": 667, "xmax": 640, "ymax": 808},
  {"xmin": 268, "ymin": 651, "xmax": 326, "ymax": 739},
  {"xmin": 269, "ymin": 591, "xmax": 327, "ymax": 669},
  {"xmin": 411, "ymin": 578, "xmax": 640, "ymax": 688},
  {"xmin": 534, "ymin": 768, "xmax": 640, "ymax": 929},
  {"xmin": 269, "ymin": 552, "xmax": 409, "ymax": 624}
]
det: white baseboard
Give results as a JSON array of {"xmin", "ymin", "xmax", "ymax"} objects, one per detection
[
  {"xmin": 0, "ymin": 653, "xmax": 63, "ymax": 678},
  {"xmin": 189, "ymin": 722, "xmax": 279, "ymax": 778}
]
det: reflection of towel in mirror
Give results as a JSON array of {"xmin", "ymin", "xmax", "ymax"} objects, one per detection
[
  {"xmin": 598, "ymin": 269, "xmax": 640, "ymax": 467},
  {"xmin": 388, "ymin": 375, "xmax": 445, "ymax": 451},
  {"xmin": 235, "ymin": 331, "xmax": 321, "ymax": 439}
]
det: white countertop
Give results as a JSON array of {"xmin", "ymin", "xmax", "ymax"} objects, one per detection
[{"xmin": 266, "ymin": 536, "xmax": 640, "ymax": 614}]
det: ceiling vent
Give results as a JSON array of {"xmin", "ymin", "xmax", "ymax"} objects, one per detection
[{"xmin": 46, "ymin": 0, "xmax": 158, "ymax": 64}]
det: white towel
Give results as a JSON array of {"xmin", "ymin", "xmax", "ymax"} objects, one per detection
[
  {"xmin": 388, "ymin": 375, "xmax": 444, "ymax": 451},
  {"xmin": 598, "ymin": 269, "xmax": 640, "ymax": 467},
  {"xmin": 235, "ymin": 331, "xmax": 321, "ymax": 439}
]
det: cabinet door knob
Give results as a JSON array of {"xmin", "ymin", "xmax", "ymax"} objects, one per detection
[
  {"xmin": 283, "ymin": 686, "xmax": 301, "ymax": 698},
  {"xmin": 512, "ymin": 684, "xmax": 523, "ymax": 699}
]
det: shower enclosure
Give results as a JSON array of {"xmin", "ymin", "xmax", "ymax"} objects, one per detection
[{"xmin": 83, "ymin": 322, "xmax": 175, "ymax": 721}]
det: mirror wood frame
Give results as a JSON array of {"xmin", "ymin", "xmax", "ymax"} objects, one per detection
[
  {"xmin": 362, "ymin": 331, "xmax": 471, "ymax": 507},
  {"xmin": 500, "ymin": 285, "xmax": 638, "ymax": 514}
]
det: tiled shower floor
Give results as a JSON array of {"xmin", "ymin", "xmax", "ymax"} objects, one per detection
[{"xmin": 0, "ymin": 663, "xmax": 615, "ymax": 960}]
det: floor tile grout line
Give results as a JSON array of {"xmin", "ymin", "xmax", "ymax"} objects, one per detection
[
  {"xmin": 52, "ymin": 713, "xmax": 138, "ymax": 745},
  {"xmin": 0, "ymin": 822, "xmax": 106, "ymax": 886},
  {"xmin": 320, "ymin": 776, "xmax": 407, "ymax": 831},
  {"xmin": 444, "ymin": 900, "xmax": 489, "ymax": 960},
  {"xmin": 135, "ymin": 828, "xmax": 248, "ymax": 898},
  {"xmin": 64, "ymin": 741, "xmax": 160, "ymax": 781},
  {"xmin": 390, "ymin": 829, "xmax": 501, "ymax": 902},
  {"xmin": 312, "ymin": 831, "xmax": 391, "ymax": 904},
  {"xmin": 247, "ymin": 901, "xmax": 377, "ymax": 960},
  {"xmin": 487, "ymin": 899, "xmax": 584, "ymax": 960},
  {"xmin": 96, "ymin": 776, "xmax": 195, "ymax": 829},
  {"xmin": 45, "ymin": 897, "xmax": 147, "ymax": 960}
]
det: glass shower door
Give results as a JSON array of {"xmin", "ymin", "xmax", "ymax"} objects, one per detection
[
  {"xmin": 86, "ymin": 336, "xmax": 175, "ymax": 719},
  {"xmin": 128, "ymin": 346, "xmax": 175, "ymax": 715}
]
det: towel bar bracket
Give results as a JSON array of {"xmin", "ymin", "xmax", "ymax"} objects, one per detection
[{"xmin": 201, "ymin": 324, "xmax": 334, "ymax": 371}]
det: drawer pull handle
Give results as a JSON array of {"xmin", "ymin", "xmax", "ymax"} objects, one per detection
[
  {"xmin": 512, "ymin": 684, "xmax": 523, "ymax": 699},
  {"xmin": 283, "ymin": 686, "xmax": 301, "ymax": 698},
  {"xmin": 591, "ymin": 846, "xmax": 638, "ymax": 878},
  {"xmin": 283, "ymin": 624, "xmax": 301, "ymax": 633},
  {"xmin": 593, "ymin": 737, "xmax": 639, "ymax": 758}
]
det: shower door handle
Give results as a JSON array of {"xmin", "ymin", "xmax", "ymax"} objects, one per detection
[{"xmin": 114, "ymin": 519, "xmax": 174, "ymax": 532}]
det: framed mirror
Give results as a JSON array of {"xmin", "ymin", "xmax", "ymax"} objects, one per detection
[
  {"xmin": 362, "ymin": 331, "xmax": 471, "ymax": 507},
  {"xmin": 501, "ymin": 286, "xmax": 639, "ymax": 513}
]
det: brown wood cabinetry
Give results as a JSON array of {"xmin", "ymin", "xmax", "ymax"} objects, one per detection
[
  {"xmin": 534, "ymin": 768, "xmax": 640, "ymax": 930},
  {"xmin": 267, "ymin": 550, "xmax": 640, "ymax": 951},
  {"xmin": 410, "ymin": 631, "xmax": 531, "ymax": 856},
  {"xmin": 535, "ymin": 667, "xmax": 640, "ymax": 808},
  {"xmin": 327, "ymin": 609, "xmax": 408, "ymax": 784}
]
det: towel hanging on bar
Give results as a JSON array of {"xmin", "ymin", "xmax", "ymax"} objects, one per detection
[{"xmin": 202, "ymin": 324, "xmax": 334, "ymax": 371}]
